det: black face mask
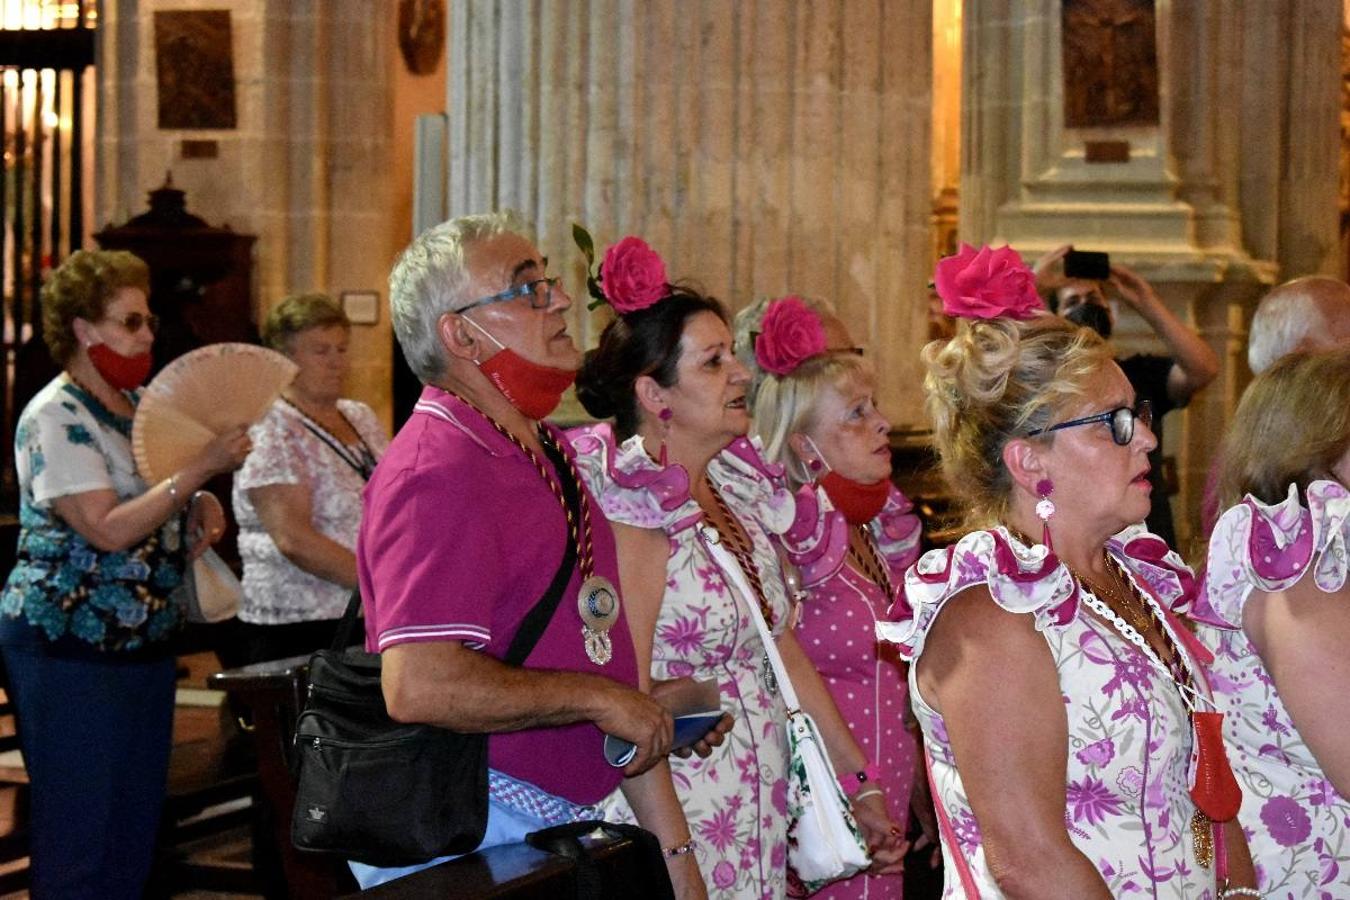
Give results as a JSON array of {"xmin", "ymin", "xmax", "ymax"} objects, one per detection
[{"xmin": 1065, "ymin": 301, "xmax": 1113, "ymax": 340}]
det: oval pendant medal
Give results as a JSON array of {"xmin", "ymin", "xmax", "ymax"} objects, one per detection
[{"xmin": 578, "ymin": 575, "xmax": 620, "ymax": 666}]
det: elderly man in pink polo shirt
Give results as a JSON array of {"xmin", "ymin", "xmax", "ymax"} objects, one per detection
[{"xmin": 351, "ymin": 213, "xmax": 674, "ymax": 888}]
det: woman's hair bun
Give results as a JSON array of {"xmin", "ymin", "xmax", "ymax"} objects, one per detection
[{"xmin": 574, "ymin": 346, "xmax": 618, "ymax": 420}]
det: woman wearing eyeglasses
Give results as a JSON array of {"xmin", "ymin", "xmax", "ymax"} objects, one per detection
[
  {"xmin": 1188, "ymin": 349, "xmax": 1350, "ymax": 899},
  {"xmin": 878, "ymin": 244, "xmax": 1256, "ymax": 898},
  {"xmin": 228, "ymin": 294, "xmax": 388, "ymax": 666},
  {"xmin": 0, "ymin": 250, "xmax": 252, "ymax": 899},
  {"xmin": 748, "ymin": 295, "xmax": 922, "ymax": 899}
]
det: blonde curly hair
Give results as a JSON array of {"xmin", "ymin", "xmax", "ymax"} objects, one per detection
[
  {"xmin": 922, "ymin": 314, "xmax": 1113, "ymax": 527},
  {"xmin": 41, "ymin": 250, "xmax": 151, "ymax": 364}
]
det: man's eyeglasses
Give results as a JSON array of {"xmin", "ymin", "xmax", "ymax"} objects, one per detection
[
  {"xmin": 459, "ymin": 277, "xmax": 561, "ymax": 314},
  {"xmin": 108, "ymin": 312, "xmax": 160, "ymax": 335},
  {"xmin": 1026, "ymin": 400, "xmax": 1152, "ymax": 447}
]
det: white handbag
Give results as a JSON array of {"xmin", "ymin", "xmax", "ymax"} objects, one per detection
[
  {"xmin": 176, "ymin": 548, "xmax": 243, "ymax": 623},
  {"xmin": 700, "ymin": 528, "xmax": 871, "ymax": 889}
]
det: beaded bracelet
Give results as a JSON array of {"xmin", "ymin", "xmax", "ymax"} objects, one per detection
[
  {"xmin": 662, "ymin": 838, "xmax": 695, "ymax": 859},
  {"xmin": 166, "ymin": 473, "xmax": 180, "ymax": 503},
  {"xmin": 1220, "ymin": 889, "xmax": 1262, "ymax": 899}
]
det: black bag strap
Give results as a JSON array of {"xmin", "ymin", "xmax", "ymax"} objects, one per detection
[{"xmin": 330, "ymin": 429, "xmax": 584, "ymax": 666}]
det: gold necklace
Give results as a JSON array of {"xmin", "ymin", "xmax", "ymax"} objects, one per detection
[
  {"xmin": 704, "ymin": 477, "xmax": 775, "ymax": 627},
  {"xmin": 848, "ymin": 525, "xmax": 894, "ymax": 599}
]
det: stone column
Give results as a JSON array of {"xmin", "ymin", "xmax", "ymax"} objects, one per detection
[
  {"xmin": 958, "ymin": 0, "xmax": 1340, "ymax": 552},
  {"xmin": 97, "ymin": 0, "xmax": 396, "ymax": 423},
  {"xmin": 436, "ymin": 0, "xmax": 935, "ymax": 426}
]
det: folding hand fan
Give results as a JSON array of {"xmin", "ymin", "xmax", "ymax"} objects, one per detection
[{"xmin": 133, "ymin": 343, "xmax": 298, "ymax": 484}]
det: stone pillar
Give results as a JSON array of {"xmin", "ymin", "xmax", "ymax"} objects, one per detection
[
  {"xmin": 437, "ymin": 0, "xmax": 934, "ymax": 426},
  {"xmin": 97, "ymin": 0, "xmax": 396, "ymax": 424},
  {"xmin": 958, "ymin": 0, "xmax": 1340, "ymax": 552}
]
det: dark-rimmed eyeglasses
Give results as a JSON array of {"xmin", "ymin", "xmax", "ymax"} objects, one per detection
[
  {"xmin": 459, "ymin": 277, "xmax": 561, "ymax": 314},
  {"xmin": 108, "ymin": 312, "xmax": 160, "ymax": 335},
  {"xmin": 1026, "ymin": 399, "xmax": 1152, "ymax": 447}
]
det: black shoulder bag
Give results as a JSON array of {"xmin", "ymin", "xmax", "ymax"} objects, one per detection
[{"xmin": 291, "ymin": 438, "xmax": 583, "ymax": 867}]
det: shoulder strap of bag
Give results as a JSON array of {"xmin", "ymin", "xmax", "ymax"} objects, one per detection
[
  {"xmin": 502, "ymin": 436, "xmax": 582, "ymax": 666},
  {"xmin": 330, "ymin": 433, "xmax": 584, "ymax": 660},
  {"xmin": 924, "ymin": 753, "xmax": 979, "ymax": 899},
  {"xmin": 698, "ymin": 528, "xmax": 801, "ymax": 711}
]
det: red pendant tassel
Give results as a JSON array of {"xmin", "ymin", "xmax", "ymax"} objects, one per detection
[{"xmin": 1189, "ymin": 711, "xmax": 1242, "ymax": 822}]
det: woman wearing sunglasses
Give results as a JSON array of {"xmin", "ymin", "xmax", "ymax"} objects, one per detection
[
  {"xmin": 1188, "ymin": 348, "xmax": 1350, "ymax": 898},
  {"xmin": 0, "ymin": 250, "xmax": 252, "ymax": 898},
  {"xmin": 878, "ymin": 243, "xmax": 1256, "ymax": 898}
]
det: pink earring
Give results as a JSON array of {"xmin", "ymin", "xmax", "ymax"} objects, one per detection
[
  {"xmin": 808, "ymin": 458, "xmax": 823, "ymax": 474},
  {"xmin": 658, "ymin": 407, "xmax": 672, "ymax": 467},
  {"xmin": 1035, "ymin": 478, "xmax": 1055, "ymax": 551}
]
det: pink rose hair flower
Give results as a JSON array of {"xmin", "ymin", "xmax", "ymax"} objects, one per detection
[
  {"xmin": 934, "ymin": 242, "xmax": 1045, "ymax": 321},
  {"xmin": 599, "ymin": 236, "xmax": 668, "ymax": 314},
  {"xmin": 755, "ymin": 296, "xmax": 828, "ymax": 376}
]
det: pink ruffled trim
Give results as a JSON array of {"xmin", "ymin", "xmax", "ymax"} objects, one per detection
[
  {"xmin": 567, "ymin": 423, "xmax": 700, "ymax": 532},
  {"xmin": 879, "ymin": 524, "xmax": 1194, "ymax": 661},
  {"xmin": 566, "ymin": 423, "xmax": 794, "ymax": 537},
  {"xmin": 781, "ymin": 483, "xmax": 922, "ymax": 589},
  {"xmin": 781, "ymin": 485, "xmax": 849, "ymax": 588},
  {"xmin": 1196, "ymin": 480, "xmax": 1350, "ymax": 629}
]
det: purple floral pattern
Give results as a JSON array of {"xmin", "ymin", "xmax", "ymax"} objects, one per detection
[
  {"xmin": 891, "ymin": 526, "xmax": 1218, "ymax": 898},
  {"xmin": 1194, "ymin": 480, "xmax": 1350, "ymax": 899},
  {"xmin": 571, "ymin": 424, "xmax": 793, "ymax": 899}
]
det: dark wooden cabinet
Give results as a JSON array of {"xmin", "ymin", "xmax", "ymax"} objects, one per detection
[{"xmin": 94, "ymin": 175, "xmax": 258, "ymax": 372}]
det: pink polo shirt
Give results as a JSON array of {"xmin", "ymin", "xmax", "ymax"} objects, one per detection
[{"xmin": 357, "ymin": 386, "xmax": 638, "ymax": 805}]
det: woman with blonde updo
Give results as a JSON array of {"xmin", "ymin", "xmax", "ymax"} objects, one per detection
[
  {"xmin": 1189, "ymin": 349, "xmax": 1350, "ymax": 897},
  {"xmin": 879, "ymin": 244, "xmax": 1255, "ymax": 898},
  {"xmin": 749, "ymin": 295, "xmax": 922, "ymax": 899}
]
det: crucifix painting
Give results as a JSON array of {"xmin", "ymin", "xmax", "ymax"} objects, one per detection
[{"xmin": 1062, "ymin": 0, "xmax": 1160, "ymax": 128}]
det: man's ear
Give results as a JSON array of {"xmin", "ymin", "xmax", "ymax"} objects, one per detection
[
  {"xmin": 633, "ymin": 374, "xmax": 667, "ymax": 419},
  {"xmin": 1002, "ymin": 437, "xmax": 1049, "ymax": 496},
  {"xmin": 438, "ymin": 312, "xmax": 480, "ymax": 362}
]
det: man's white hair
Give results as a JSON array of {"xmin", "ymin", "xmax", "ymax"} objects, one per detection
[
  {"xmin": 1248, "ymin": 276, "xmax": 1350, "ymax": 374},
  {"xmin": 388, "ymin": 211, "xmax": 528, "ymax": 384}
]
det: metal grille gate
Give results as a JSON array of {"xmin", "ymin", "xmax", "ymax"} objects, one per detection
[{"xmin": 0, "ymin": 1, "xmax": 94, "ymax": 510}]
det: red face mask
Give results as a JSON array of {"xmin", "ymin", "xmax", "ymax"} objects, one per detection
[
  {"xmin": 467, "ymin": 318, "xmax": 576, "ymax": 421},
  {"xmin": 88, "ymin": 342, "xmax": 153, "ymax": 391},
  {"xmin": 820, "ymin": 471, "xmax": 890, "ymax": 525}
]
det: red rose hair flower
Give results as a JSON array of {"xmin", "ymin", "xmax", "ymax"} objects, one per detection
[
  {"xmin": 600, "ymin": 236, "xmax": 668, "ymax": 314},
  {"xmin": 934, "ymin": 242, "xmax": 1045, "ymax": 321},
  {"xmin": 755, "ymin": 296, "xmax": 828, "ymax": 376}
]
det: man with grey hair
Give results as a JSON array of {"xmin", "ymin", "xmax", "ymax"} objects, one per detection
[
  {"xmin": 1198, "ymin": 275, "xmax": 1350, "ymax": 538},
  {"xmin": 1247, "ymin": 275, "xmax": 1350, "ymax": 375},
  {"xmin": 352, "ymin": 213, "xmax": 673, "ymax": 888}
]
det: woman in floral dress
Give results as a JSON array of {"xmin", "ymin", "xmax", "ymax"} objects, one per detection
[
  {"xmin": 877, "ymin": 243, "xmax": 1256, "ymax": 898},
  {"xmin": 1190, "ymin": 349, "xmax": 1350, "ymax": 899},
  {"xmin": 570, "ymin": 237, "xmax": 904, "ymax": 899},
  {"xmin": 749, "ymin": 295, "xmax": 922, "ymax": 899}
]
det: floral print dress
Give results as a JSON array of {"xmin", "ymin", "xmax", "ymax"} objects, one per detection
[
  {"xmin": 878, "ymin": 526, "xmax": 1219, "ymax": 899},
  {"xmin": 570, "ymin": 424, "xmax": 795, "ymax": 900},
  {"xmin": 781, "ymin": 483, "xmax": 922, "ymax": 899},
  {"xmin": 1190, "ymin": 480, "xmax": 1350, "ymax": 899}
]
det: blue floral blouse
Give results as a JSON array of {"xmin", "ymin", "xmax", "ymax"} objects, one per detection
[{"xmin": 0, "ymin": 375, "xmax": 185, "ymax": 653}]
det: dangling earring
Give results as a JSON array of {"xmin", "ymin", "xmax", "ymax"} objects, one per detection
[
  {"xmin": 1035, "ymin": 478, "xmax": 1056, "ymax": 551},
  {"xmin": 658, "ymin": 407, "xmax": 672, "ymax": 467}
]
